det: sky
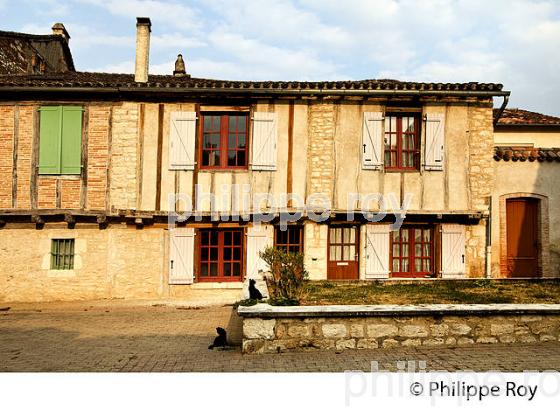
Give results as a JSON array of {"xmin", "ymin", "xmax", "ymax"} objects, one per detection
[{"xmin": 1, "ymin": 0, "xmax": 559, "ymax": 115}]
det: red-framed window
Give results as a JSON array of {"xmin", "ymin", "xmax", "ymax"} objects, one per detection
[
  {"xmin": 391, "ymin": 226, "xmax": 433, "ymax": 278},
  {"xmin": 275, "ymin": 226, "xmax": 304, "ymax": 254},
  {"xmin": 198, "ymin": 229, "xmax": 243, "ymax": 282},
  {"xmin": 384, "ymin": 113, "xmax": 420, "ymax": 170},
  {"xmin": 200, "ymin": 113, "xmax": 248, "ymax": 169}
]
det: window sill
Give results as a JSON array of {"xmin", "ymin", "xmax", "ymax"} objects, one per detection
[
  {"xmin": 191, "ymin": 282, "xmax": 244, "ymax": 289},
  {"xmin": 47, "ymin": 269, "xmax": 76, "ymax": 278},
  {"xmin": 198, "ymin": 168, "xmax": 249, "ymax": 173},
  {"xmin": 38, "ymin": 175, "xmax": 81, "ymax": 179}
]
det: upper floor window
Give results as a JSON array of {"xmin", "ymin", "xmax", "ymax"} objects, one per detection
[
  {"xmin": 384, "ymin": 113, "xmax": 420, "ymax": 171},
  {"xmin": 38, "ymin": 106, "xmax": 83, "ymax": 175},
  {"xmin": 200, "ymin": 113, "xmax": 248, "ymax": 169}
]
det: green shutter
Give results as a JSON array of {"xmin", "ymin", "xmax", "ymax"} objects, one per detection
[
  {"xmin": 60, "ymin": 106, "xmax": 83, "ymax": 174},
  {"xmin": 38, "ymin": 106, "xmax": 62, "ymax": 174}
]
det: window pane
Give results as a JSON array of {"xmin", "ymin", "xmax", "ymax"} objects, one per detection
[
  {"xmin": 210, "ymin": 247, "xmax": 218, "ymax": 261},
  {"xmin": 200, "ymin": 264, "xmax": 208, "ymax": 277},
  {"xmin": 349, "ymin": 227, "xmax": 356, "ymax": 243},
  {"xmin": 210, "ymin": 263, "xmax": 218, "ymax": 276},
  {"xmin": 402, "ymin": 259, "xmax": 409, "ymax": 272},
  {"xmin": 232, "ymin": 263, "xmax": 241, "ymax": 276},
  {"xmin": 415, "ymin": 258, "xmax": 422, "ymax": 272},
  {"xmin": 415, "ymin": 244, "xmax": 422, "ymax": 256},
  {"xmin": 233, "ymin": 247, "xmax": 241, "ymax": 261},
  {"xmin": 414, "ymin": 229, "xmax": 421, "ymax": 242},
  {"xmin": 347, "ymin": 245, "xmax": 355, "ymax": 260},
  {"xmin": 393, "ymin": 244, "xmax": 400, "ymax": 257},
  {"xmin": 393, "ymin": 259, "xmax": 400, "ymax": 272},
  {"xmin": 224, "ymin": 263, "xmax": 231, "ymax": 276},
  {"xmin": 224, "ymin": 232, "xmax": 231, "ymax": 245},
  {"xmin": 201, "ymin": 248, "xmax": 209, "ymax": 261},
  {"xmin": 227, "ymin": 151, "xmax": 237, "ymax": 166},
  {"xmin": 238, "ymin": 134, "xmax": 246, "ymax": 148},
  {"xmin": 424, "ymin": 259, "xmax": 431, "ymax": 271},
  {"xmin": 402, "ymin": 244, "xmax": 409, "ymax": 257},
  {"xmin": 424, "ymin": 244, "xmax": 431, "ymax": 256},
  {"xmin": 423, "ymin": 230, "xmax": 431, "ymax": 241},
  {"xmin": 224, "ymin": 247, "xmax": 232, "ymax": 261},
  {"xmin": 402, "ymin": 229, "xmax": 409, "ymax": 241}
]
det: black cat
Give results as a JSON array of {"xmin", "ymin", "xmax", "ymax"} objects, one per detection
[
  {"xmin": 248, "ymin": 279, "xmax": 263, "ymax": 300},
  {"xmin": 208, "ymin": 327, "xmax": 228, "ymax": 350}
]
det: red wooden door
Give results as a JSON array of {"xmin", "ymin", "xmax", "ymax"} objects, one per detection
[
  {"xmin": 327, "ymin": 226, "xmax": 359, "ymax": 280},
  {"xmin": 506, "ymin": 198, "xmax": 539, "ymax": 278}
]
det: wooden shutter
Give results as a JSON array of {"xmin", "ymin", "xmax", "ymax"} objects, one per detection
[
  {"xmin": 441, "ymin": 224, "xmax": 466, "ymax": 278},
  {"xmin": 250, "ymin": 112, "xmax": 277, "ymax": 171},
  {"xmin": 365, "ymin": 224, "xmax": 390, "ymax": 279},
  {"xmin": 60, "ymin": 106, "xmax": 83, "ymax": 174},
  {"xmin": 38, "ymin": 106, "xmax": 62, "ymax": 174},
  {"xmin": 424, "ymin": 113, "xmax": 445, "ymax": 171},
  {"xmin": 246, "ymin": 225, "xmax": 273, "ymax": 279},
  {"xmin": 362, "ymin": 112, "xmax": 384, "ymax": 170},
  {"xmin": 169, "ymin": 111, "xmax": 197, "ymax": 170},
  {"xmin": 169, "ymin": 227, "xmax": 195, "ymax": 284}
]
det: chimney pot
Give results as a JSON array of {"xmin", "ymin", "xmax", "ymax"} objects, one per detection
[
  {"xmin": 52, "ymin": 23, "xmax": 70, "ymax": 42},
  {"xmin": 173, "ymin": 54, "xmax": 187, "ymax": 77},
  {"xmin": 135, "ymin": 17, "xmax": 152, "ymax": 83}
]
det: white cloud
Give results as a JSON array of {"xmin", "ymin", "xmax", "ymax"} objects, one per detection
[
  {"xmin": 78, "ymin": 0, "xmax": 201, "ymax": 31},
  {"xmin": 12, "ymin": 0, "xmax": 559, "ymax": 114}
]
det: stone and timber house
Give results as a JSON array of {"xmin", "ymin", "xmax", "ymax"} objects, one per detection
[{"xmin": 0, "ymin": 18, "xmax": 558, "ymax": 303}]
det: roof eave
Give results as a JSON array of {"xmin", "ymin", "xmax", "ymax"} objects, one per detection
[{"xmin": 0, "ymin": 86, "xmax": 510, "ymax": 98}]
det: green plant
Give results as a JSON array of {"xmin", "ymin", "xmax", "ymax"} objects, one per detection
[{"xmin": 260, "ymin": 246, "xmax": 308, "ymax": 304}]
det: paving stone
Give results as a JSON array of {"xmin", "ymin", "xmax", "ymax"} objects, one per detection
[{"xmin": 1, "ymin": 304, "xmax": 560, "ymax": 372}]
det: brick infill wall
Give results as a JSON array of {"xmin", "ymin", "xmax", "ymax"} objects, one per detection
[{"xmin": 238, "ymin": 304, "xmax": 560, "ymax": 353}]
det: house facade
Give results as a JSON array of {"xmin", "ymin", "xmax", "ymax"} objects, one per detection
[{"xmin": 0, "ymin": 18, "xmax": 557, "ymax": 303}]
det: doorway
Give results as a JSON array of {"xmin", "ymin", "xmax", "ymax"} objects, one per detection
[
  {"xmin": 506, "ymin": 198, "xmax": 539, "ymax": 277},
  {"xmin": 327, "ymin": 226, "xmax": 359, "ymax": 280}
]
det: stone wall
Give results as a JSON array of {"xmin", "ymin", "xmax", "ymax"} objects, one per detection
[
  {"xmin": 109, "ymin": 102, "xmax": 139, "ymax": 210},
  {"xmin": 307, "ymin": 102, "xmax": 335, "ymax": 200},
  {"xmin": 0, "ymin": 226, "xmax": 165, "ymax": 302},
  {"xmin": 241, "ymin": 307, "xmax": 560, "ymax": 353},
  {"xmin": 464, "ymin": 104, "xmax": 495, "ymax": 277}
]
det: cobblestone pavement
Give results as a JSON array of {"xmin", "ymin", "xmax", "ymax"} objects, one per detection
[{"xmin": 1, "ymin": 303, "xmax": 560, "ymax": 372}]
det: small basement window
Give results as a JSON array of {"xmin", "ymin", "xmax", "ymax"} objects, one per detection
[{"xmin": 51, "ymin": 239, "xmax": 75, "ymax": 270}]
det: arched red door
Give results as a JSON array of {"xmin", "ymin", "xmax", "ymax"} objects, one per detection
[{"xmin": 506, "ymin": 198, "xmax": 539, "ymax": 278}]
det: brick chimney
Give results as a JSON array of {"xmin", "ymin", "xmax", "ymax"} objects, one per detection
[
  {"xmin": 135, "ymin": 17, "xmax": 151, "ymax": 83},
  {"xmin": 52, "ymin": 23, "xmax": 70, "ymax": 43}
]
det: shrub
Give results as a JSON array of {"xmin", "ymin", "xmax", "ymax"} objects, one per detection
[{"xmin": 259, "ymin": 247, "xmax": 308, "ymax": 305}]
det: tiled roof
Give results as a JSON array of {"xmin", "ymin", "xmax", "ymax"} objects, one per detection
[
  {"xmin": 0, "ymin": 30, "xmax": 75, "ymax": 74},
  {"xmin": 0, "ymin": 71, "xmax": 505, "ymax": 95},
  {"xmin": 494, "ymin": 146, "xmax": 560, "ymax": 162},
  {"xmin": 494, "ymin": 108, "xmax": 560, "ymax": 126}
]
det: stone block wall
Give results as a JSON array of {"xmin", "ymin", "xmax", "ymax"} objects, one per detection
[
  {"xmin": 307, "ymin": 102, "xmax": 335, "ymax": 201},
  {"xmin": 465, "ymin": 103, "xmax": 495, "ymax": 277},
  {"xmin": 109, "ymin": 102, "xmax": 139, "ymax": 210},
  {"xmin": 242, "ymin": 314, "xmax": 560, "ymax": 353},
  {"xmin": 0, "ymin": 226, "xmax": 166, "ymax": 302}
]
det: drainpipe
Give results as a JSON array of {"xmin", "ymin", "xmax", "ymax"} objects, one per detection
[
  {"xmin": 485, "ymin": 200, "xmax": 492, "ymax": 278},
  {"xmin": 493, "ymin": 95, "xmax": 510, "ymax": 126}
]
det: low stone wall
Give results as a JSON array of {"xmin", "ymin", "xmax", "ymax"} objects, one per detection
[{"xmin": 238, "ymin": 304, "xmax": 560, "ymax": 354}]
